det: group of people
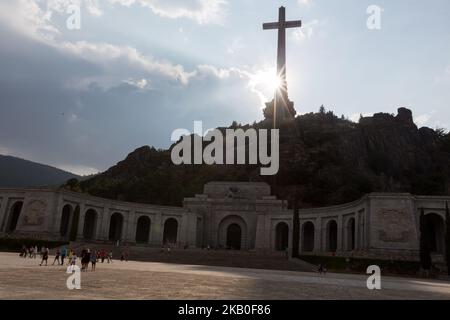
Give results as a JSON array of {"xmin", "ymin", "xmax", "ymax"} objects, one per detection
[
  {"xmin": 20, "ymin": 245, "xmax": 120, "ymax": 271},
  {"xmin": 20, "ymin": 245, "xmax": 51, "ymax": 266}
]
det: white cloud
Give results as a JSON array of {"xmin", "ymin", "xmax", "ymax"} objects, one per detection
[
  {"xmin": 0, "ymin": 146, "xmax": 12, "ymax": 156},
  {"xmin": 292, "ymin": 19, "xmax": 320, "ymax": 41},
  {"xmin": 0, "ymin": 0, "xmax": 60, "ymax": 42},
  {"xmin": 108, "ymin": 0, "xmax": 228, "ymax": 25},
  {"xmin": 123, "ymin": 78, "xmax": 150, "ymax": 89},
  {"xmin": 349, "ymin": 112, "xmax": 373, "ymax": 122},
  {"xmin": 414, "ymin": 111, "xmax": 436, "ymax": 127},
  {"xmin": 55, "ymin": 164, "xmax": 100, "ymax": 176},
  {"xmin": 298, "ymin": 0, "xmax": 314, "ymax": 8}
]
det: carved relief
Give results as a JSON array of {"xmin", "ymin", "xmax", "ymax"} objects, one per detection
[
  {"xmin": 377, "ymin": 208, "xmax": 414, "ymax": 243},
  {"xmin": 22, "ymin": 200, "xmax": 47, "ymax": 226}
]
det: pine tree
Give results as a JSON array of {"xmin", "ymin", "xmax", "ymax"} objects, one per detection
[
  {"xmin": 445, "ymin": 201, "xmax": 450, "ymax": 276},
  {"xmin": 420, "ymin": 208, "xmax": 432, "ymax": 271}
]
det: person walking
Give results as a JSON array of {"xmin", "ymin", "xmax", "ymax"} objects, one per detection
[
  {"xmin": 107, "ymin": 251, "xmax": 113, "ymax": 263},
  {"xmin": 60, "ymin": 246, "xmax": 67, "ymax": 265},
  {"xmin": 81, "ymin": 249, "xmax": 91, "ymax": 271},
  {"xmin": 39, "ymin": 247, "xmax": 49, "ymax": 266},
  {"xmin": 91, "ymin": 251, "xmax": 97, "ymax": 271},
  {"xmin": 70, "ymin": 252, "xmax": 77, "ymax": 266},
  {"xmin": 52, "ymin": 249, "xmax": 61, "ymax": 265}
]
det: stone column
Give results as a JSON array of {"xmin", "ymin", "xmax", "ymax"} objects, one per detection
[
  {"xmin": 254, "ymin": 214, "xmax": 267, "ymax": 250},
  {"xmin": 51, "ymin": 195, "xmax": 64, "ymax": 235},
  {"xmin": 75, "ymin": 203, "xmax": 86, "ymax": 241},
  {"xmin": 337, "ymin": 215, "xmax": 344, "ymax": 252},
  {"xmin": 314, "ymin": 217, "xmax": 322, "ymax": 253},
  {"xmin": 0, "ymin": 197, "xmax": 9, "ymax": 232},
  {"xmin": 100, "ymin": 209, "xmax": 110, "ymax": 241},
  {"xmin": 94, "ymin": 207, "xmax": 104, "ymax": 241},
  {"xmin": 355, "ymin": 212, "xmax": 360, "ymax": 250},
  {"xmin": 151, "ymin": 213, "xmax": 162, "ymax": 246},
  {"xmin": 125, "ymin": 211, "xmax": 137, "ymax": 243}
]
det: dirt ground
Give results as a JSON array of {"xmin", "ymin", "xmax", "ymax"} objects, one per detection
[{"xmin": 0, "ymin": 252, "xmax": 449, "ymax": 300}]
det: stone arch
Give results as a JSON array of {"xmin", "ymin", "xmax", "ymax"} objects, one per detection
[
  {"xmin": 69, "ymin": 205, "xmax": 80, "ymax": 242},
  {"xmin": 346, "ymin": 217, "xmax": 356, "ymax": 251},
  {"xmin": 109, "ymin": 212, "xmax": 124, "ymax": 241},
  {"xmin": 226, "ymin": 224, "xmax": 242, "ymax": 250},
  {"xmin": 218, "ymin": 215, "xmax": 248, "ymax": 250},
  {"xmin": 83, "ymin": 209, "xmax": 98, "ymax": 240},
  {"xmin": 136, "ymin": 216, "xmax": 151, "ymax": 243},
  {"xmin": 163, "ymin": 218, "xmax": 178, "ymax": 245},
  {"xmin": 326, "ymin": 220, "xmax": 338, "ymax": 252},
  {"xmin": 425, "ymin": 213, "xmax": 445, "ymax": 254},
  {"xmin": 301, "ymin": 221, "xmax": 315, "ymax": 252},
  {"xmin": 6, "ymin": 201, "xmax": 23, "ymax": 232},
  {"xmin": 60, "ymin": 204, "xmax": 72, "ymax": 237},
  {"xmin": 275, "ymin": 222, "xmax": 289, "ymax": 251}
]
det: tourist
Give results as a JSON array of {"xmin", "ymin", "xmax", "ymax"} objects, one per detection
[
  {"xmin": 52, "ymin": 249, "xmax": 61, "ymax": 265},
  {"xmin": 107, "ymin": 251, "xmax": 113, "ymax": 263},
  {"xmin": 60, "ymin": 246, "xmax": 67, "ymax": 265},
  {"xmin": 20, "ymin": 245, "xmax": 26, "ymax": 258},
  {"xmin": 67, "ymin": 249, "xmax": 73, "ymax": 265},
  {"xmin": 33, "ymin": 245, "xmax": 38, "ymax": 258},
  {"xmin": 70, "ymin": 252, "xmax": 77, "ymax": 266},
  {"xmin": 91, "ymin": 251, "xmax": 97, "ymax": 271},
  {"xmin": 81, "ymin": 249, "xmax": 91, "ymax": 271},
  {"xmin": 28, "ymin": 246, "xmax": 33, "ymax": 258},
  {"xmin": 39, "ymin": 247, "xmax": 49, "ymax": 266},
  {"xmin": 100, "ymin": 249, "xmax": 106, "ymax": 263}
]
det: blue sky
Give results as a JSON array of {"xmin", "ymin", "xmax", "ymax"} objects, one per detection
[{"xmin": 0, "ymin": 0, "xmax": 449, "ymax": 175}]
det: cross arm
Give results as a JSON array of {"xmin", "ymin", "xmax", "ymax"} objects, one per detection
[
  {"xmin": 285, "ymin": 20, "xmax": 302, "ymax": 28},
  {"xmin": 263, "ymin": 20, "xmax": 302, "ymax": 30},
  {"xmin": 263, "ymin": 22, "xmax": 279, "ymax": 30}
]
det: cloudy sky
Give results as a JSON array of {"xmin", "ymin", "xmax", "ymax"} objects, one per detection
[{"xmin": 0, "ymin": 0, "xmax": 449, "ymax": 175}]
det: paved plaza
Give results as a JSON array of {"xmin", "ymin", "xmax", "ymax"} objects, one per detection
[{"xmin": 0, "ymin": 252, "xmax": 449, "ymax": 300}]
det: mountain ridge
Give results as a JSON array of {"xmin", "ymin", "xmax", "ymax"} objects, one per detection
[
  {"xmin": 67, "ymin": 107, "xmax": 450, "ymax": 208},
  {"xmin": 0, "ymin": 155, "xmax": 81, "ymax": 188}
]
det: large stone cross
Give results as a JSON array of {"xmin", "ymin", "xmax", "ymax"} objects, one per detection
[{"xmin": 263, "ymin": 6, "xmax": 301, "ymax": 126}]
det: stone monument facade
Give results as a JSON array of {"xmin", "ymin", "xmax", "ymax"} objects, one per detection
[{"xmin": 0, "ymin": 183, "xmax": 448, "ymax": 261}]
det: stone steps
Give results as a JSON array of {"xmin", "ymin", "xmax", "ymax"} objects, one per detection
[{"xmin": 61, "ymin": 241, "xmax": 316, "ymax": 272}]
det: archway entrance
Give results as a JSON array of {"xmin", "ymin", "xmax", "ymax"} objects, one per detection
[
  {"xmin": 6, "ymin": 201, "xmax": 23, "ymax": 232},
  {"xmin": 109, "ymin": 213, "xmax": 123, "ymax": 241},
  {"xmin": 226, "ymin": 224, "xmax": 242, "ymax": 250},
  {"xmin": 136, "ymin": 216, "xmax": 151, "ymax": 243},
  {"xmin": 83, "ymin": 209, "xmax": 97, "ymax": 240},
  {"xmin": 275, "ymin": 222, "xmax": 289, "ymax": 251},
  {"xmin": 347, "ymin": 218, "xmax": 356, "ymax": 251},
  {"xmin": 60, "ymin": 204, "xmax": 72, "ymax": 237},
  {"xmin": 425, "ymin": 213, "xmax": 445, "ymax": 254},
  {"xmin": 163, "ymin": 218, "xmax": 178, "ymax": 245},
  {"xmin": 302, "ymin": 222, "xmax": 315, "ymax": 252},
  {"xmin": 218, "ymin": 215, "xmax": 248, "ymax": 250},
  {"xmin": 69, "ymin": 206, "xmax": 80, "ymax": 241},
  {"xmin": 326, "ymin": 220, "xmax": 338, "ymax": 252}
]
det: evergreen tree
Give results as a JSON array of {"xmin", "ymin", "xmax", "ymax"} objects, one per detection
[
  {"xmin": 420, "ymin": 208, "xmax": 432, "ymax": 271},
  {"xmin": 319, "ymin": 105, "xmax": 325, "ymax": 114}
]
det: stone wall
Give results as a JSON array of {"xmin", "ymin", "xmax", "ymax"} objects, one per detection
[{"xmin": 1, "ymin": 184, "xmax": 449, "ymax": 261}]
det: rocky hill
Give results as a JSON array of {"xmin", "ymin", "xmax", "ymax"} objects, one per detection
[{"xmin": 70, "ymin": 108, "xmax": 450, "ymax": 208}]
